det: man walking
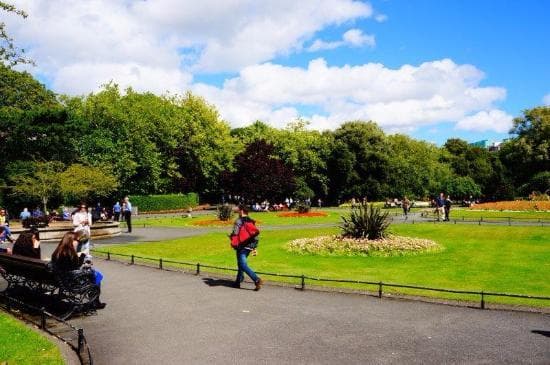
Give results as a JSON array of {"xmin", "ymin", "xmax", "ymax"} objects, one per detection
[
  {"xmin": 444, "ymin": 195, "xmax": 452, "ymax": 221},
  {"xmin": 231, "ymin": 205, "xmax": 263, "ymax": 291},
  {"xmin": 435, "ymin": 192, "xmax": 445, "ymax": 222},
  {"xmin": 123, "ymin": 196, "xmax": 132, "ymax": 233}
]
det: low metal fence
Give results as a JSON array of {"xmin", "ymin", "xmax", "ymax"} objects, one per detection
[
  {"xmin": 0, "ymin": 292, "xmax": 93, "ymax": 365},
  {"xmin": 93, "ymin": 250, "xmax": 550, "ymax": 310}
]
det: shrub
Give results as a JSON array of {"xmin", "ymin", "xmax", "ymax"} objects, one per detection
[
  {"xmin": 340, "ymin": 203, "xmax": 390, "ymax": 240},
  {"xmin": 295, "ymin": 201, "xmax": 311, "ymax": 213},
  {"xmin": 131, "ymin": 193, "xmax": 198, "ymax": 213},
  {"xmin": 217, "ymin": 204, "xmax": 234, "ymax": 221}
]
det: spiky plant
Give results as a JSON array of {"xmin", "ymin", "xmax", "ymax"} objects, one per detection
[
  {"xmin": 295, "ymin": 201, "xmax": 311, "ymax": 213},
  {"xmin": 217, "ymin": 204, "xmax": 234, "ymax": 221},
  {"xmin": 340, "ymin": 203, "xmax": 390, "ymax": 240}
]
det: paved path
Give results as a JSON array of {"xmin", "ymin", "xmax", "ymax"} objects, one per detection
[{"xmin": 67, "ymin": 259, "xmax": 549, "ymax": 365}]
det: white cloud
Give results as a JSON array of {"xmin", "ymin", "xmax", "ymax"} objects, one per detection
[
  {"xmin": 190, "ymin": 58, "xmax": 508, "ymax": 132},
  {"xmin": 455, "ymin": 110, "xmax": 513, "ymax": 133},
  {"xmin": 543, "ymin": 93, "xmax": 550, "ymax": 105},
  {"xmin": 308, "ymin": 29, "xmax": 375, "ymax": 52},
  {"xmin": 374, "ymin": 14, "xmax": 388, "ymax": 22},
  {"xmin": 8, "ymin": 0, "xmax": 373, "ymax": 90}
]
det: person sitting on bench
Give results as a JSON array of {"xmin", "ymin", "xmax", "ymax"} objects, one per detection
[
  {"xmin": 51, "ymin": 232, "xmax": 106, "ymax": 309},
  {"xmin": 12, "ymin": 230, "xmax": 41, "ymax": 259}
]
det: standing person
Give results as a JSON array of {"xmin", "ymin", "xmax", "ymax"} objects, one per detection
[
  {"xmin": 435, "ymin": 192, "xmax": 445, "ymax": 222},
  {"xmin": 72, "ymin": 203, "xmax": 92, "ymax": 258},
  {"xmin": 112, "ymin": 201, "xmax": 121, "ymax": 222},
  {"xmin": 402, "ymin": 196, "xmax": 410, "ymax": 218},
  {"xmin": 444, "ymin": 195, "xmax": 452, "ymax": 221},
  {"xmin": 123, "ymin": 197, "xmax": 132, "ymax": 233},
  {"xmin": 230, "ymin": 205, "xmax": 263, "ymax": 291}
]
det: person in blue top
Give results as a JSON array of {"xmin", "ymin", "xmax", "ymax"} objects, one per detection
[
  {"xmin": 123, "ymin": 197, "xmax": 132, "ymax": 233},
  {"xmin": 113, "ymin": 201, "xmax": 121, "ymax": 221},
  {"xmin": 435, "ymin": 192, "xmax": 445, "ymax": 222},
  {"xmin": 19, "ymin": 207, "xmax": 31, "ymax": 220}
]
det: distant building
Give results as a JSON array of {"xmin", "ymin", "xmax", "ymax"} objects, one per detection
[
  {"xmin": 470, "ymin": 139, "xmax": 507, "ymax": 152},
  {"xmin": 470, "ymin": 140, "xmax": 489, "ymax": 149}
]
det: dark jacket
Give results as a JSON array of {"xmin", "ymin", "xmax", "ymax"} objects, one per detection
[
  {"xmin": 51, "ymin": 254, "xmax": 84, "ymax": 272},
  {"xmin": 12, "ymin": 243, "xmax": 41, "ymax": 259}
]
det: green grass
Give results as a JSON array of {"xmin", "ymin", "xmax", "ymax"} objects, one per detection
[
  {"xmin": 0, "ymin": 312, "xmax": 64, "ymax": 365},
  {"xmin": 447, "ymin": 208, "xmax": 550, "ymax": 220},
  {"xmin": 96, "ymin": 224, "xmax": 550, "ymax": 307}
]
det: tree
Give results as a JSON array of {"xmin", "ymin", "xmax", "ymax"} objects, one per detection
[
  {"xmin": 0, "ymin": 64, "xmax": 57, "ymax": 108},
  {"xmin": 222, "ymin": 140, "xmax": 295, "ymax": 202},
  {"xmin": 10, "ymin": 161, "xmax": 64, "ymax": 212},
  {"xmin": 1, "ymin": 2, "xmax": 33, "ymax": 66},
  {"xmin": 330, "ymin": 121, "xmax": 391, "ymax": 200},
  {"xmin": 59, "ymin": 164, "xmax": 119, "ymax": 203},
  {"xmin": 500, "ymin": 106, "xmax": 550, "ymax": 191}
]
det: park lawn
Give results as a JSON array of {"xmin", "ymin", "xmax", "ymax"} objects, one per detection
[
  {"xmin": 96, "ymin": 224, "xmax": 550, "ymax": 307},
  {"xmin": 0, "ymin": 312, "xmax": 64, "ymax": 365},
  {"xmin": 450, "ymin": 208, "xmax": 550, "ymax": 220}
]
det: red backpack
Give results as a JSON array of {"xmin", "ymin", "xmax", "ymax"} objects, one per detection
[{"xmin": 230, "ymin": 220, "xmax": 260, "ymax": 248}]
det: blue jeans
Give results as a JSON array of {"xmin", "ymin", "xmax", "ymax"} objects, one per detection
[
  {"xmin": 236, "ymin": 249, "xmax": 259, "ymax": 283},
  {"xmin": 0, "ymin": 225, "xmax": 11, "ymax": 241}
]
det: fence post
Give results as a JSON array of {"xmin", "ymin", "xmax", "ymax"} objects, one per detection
[
  {"xmin": 41, "ymin": 307, "xmax": 46, "ymax": 329},
  {"xmin": 508, "ymin": 217, "xmax": 511, "ymax": 226},
  {"xmin": 107, "ymin": 251, "xmax": 111, "ymax": 260},
  {"xmin": 131, "ymin": 255, "xmax": 134, "ymax": 265},
  {"xmin": 77, "ymin": 328, "xmax": 84, "ymax": 354},
  {"xmin": 480, "ymin": 291, "xmax": 485, "ymax": 309},
  {"xmin": 378, "ymin": 282, "xmax": 383, "ymax": 298},
  {"xmin": 159, "ymin": 258, "xmax": 163, "ymax": 270},
  {"xmin": 196, "ymin": 263, "xmax": 200, "ymax": 275},
  {"xmin": 300, "ymin": 275, "xmax": 305, "ymax": 290}
]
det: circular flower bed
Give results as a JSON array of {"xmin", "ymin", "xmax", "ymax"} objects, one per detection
[
  {"xmin": 191, "ymin": 219, "xmax": 234, "ymax": 226},
  {"xmin": 277, "ymin": 211, "xmax": 328, "ymax": 218},
  {"xmin": 287, "ymin": 235, "xmax": 441, "ymax": 257},
  {"xmin": 469, "ymin": 201, "xmax": 550, "ymax": 211}
]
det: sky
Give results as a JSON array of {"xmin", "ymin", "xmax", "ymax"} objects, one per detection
[{"xmin": 5, "ymin": 0, "xmax": 550, "ymax": 145}]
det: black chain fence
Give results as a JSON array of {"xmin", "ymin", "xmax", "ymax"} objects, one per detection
[{"xmin": 94, "ymin": 250, "xmax": 550, "ymax": 311}]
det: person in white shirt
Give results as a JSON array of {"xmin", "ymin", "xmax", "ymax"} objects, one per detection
[{"xmin": 72, "ymin": 203, "xmax": 93, "ymax": 259}]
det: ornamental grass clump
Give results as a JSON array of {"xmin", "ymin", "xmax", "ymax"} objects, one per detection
[
  {"xmin": 340, "ymin": 203, "xmax": 390, "ymax": 240},
  {"xmin": 217, "ymin": 204, "xmax": 234, "ymax": 221}
]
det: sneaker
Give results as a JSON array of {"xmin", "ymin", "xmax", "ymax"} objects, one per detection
[
  {"xmin": 95, "ymin": 301, "xmax": 107, "ymax": 309},
  {"xmin": 233, "ymin": 282, "xmax": 241, "ymax": 289},
  {"xmin": 254, "ymin": 278, "xmax": 264, "ymax": 291}
]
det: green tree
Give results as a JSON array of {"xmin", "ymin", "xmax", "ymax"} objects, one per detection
[
  {"xmin": 387, "ymin": 134, "xmax": 452, "ymax": 199},
  {"xmin": 330, "ymin": 121, "xmax": 391, "ymax": 200},
  {"xmin": 500, "ymin": 106, "xmax": 550, "ymax": 191},
  {"xmin": 9, "ymin": 161, "xmax": 64, "ymax": 212},
  {"xmin": 59, "ymin": 164, "xmax": 119, "ymax": 203},
  {"xmin": 0, "ymin": 64, "xmax": 57, "ymax": 108}
]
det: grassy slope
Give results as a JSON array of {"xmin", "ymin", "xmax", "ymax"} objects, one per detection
[
  {"xmin": 98, "ymin": 224, "xmax": 550, "ymax": 306},
  {"xmin": 0, "ymin": 312, "xmax": 64, "ymax": 365}
]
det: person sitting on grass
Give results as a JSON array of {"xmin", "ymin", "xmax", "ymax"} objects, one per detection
[
  {"xmin": 51, "ymin": 232, "xmax": 106, "ymax": 309},
  {"xmin": 12, "ymin": 230, "xmax": 41, "ymax": 259}
]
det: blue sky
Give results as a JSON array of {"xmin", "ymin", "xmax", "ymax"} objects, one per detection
[{"xmin": 9, "ymin": 0, "xmax": 550, "ymax": 145}]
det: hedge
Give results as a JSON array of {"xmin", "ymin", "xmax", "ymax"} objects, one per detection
[{"xmin": 131, "ymin": 193, "xmax": 199, "ymax": 213}]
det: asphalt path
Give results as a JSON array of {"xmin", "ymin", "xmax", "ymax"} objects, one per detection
[{"xmin": 67, "ymin": 259, "xmax": 549, "ymax": 365}]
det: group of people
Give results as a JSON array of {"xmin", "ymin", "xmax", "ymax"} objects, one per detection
[
  {"xmin": 0, "ymin": 219, "xmax": 106, "ymax": 309},
  {"xmin": 434, "ymin": 193, "xmax": 453, "ymax": 221}
]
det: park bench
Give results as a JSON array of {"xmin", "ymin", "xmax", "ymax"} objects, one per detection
[{"xmin": 0, "ymin": 253, "xmax": 99, "ymax": 319}]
